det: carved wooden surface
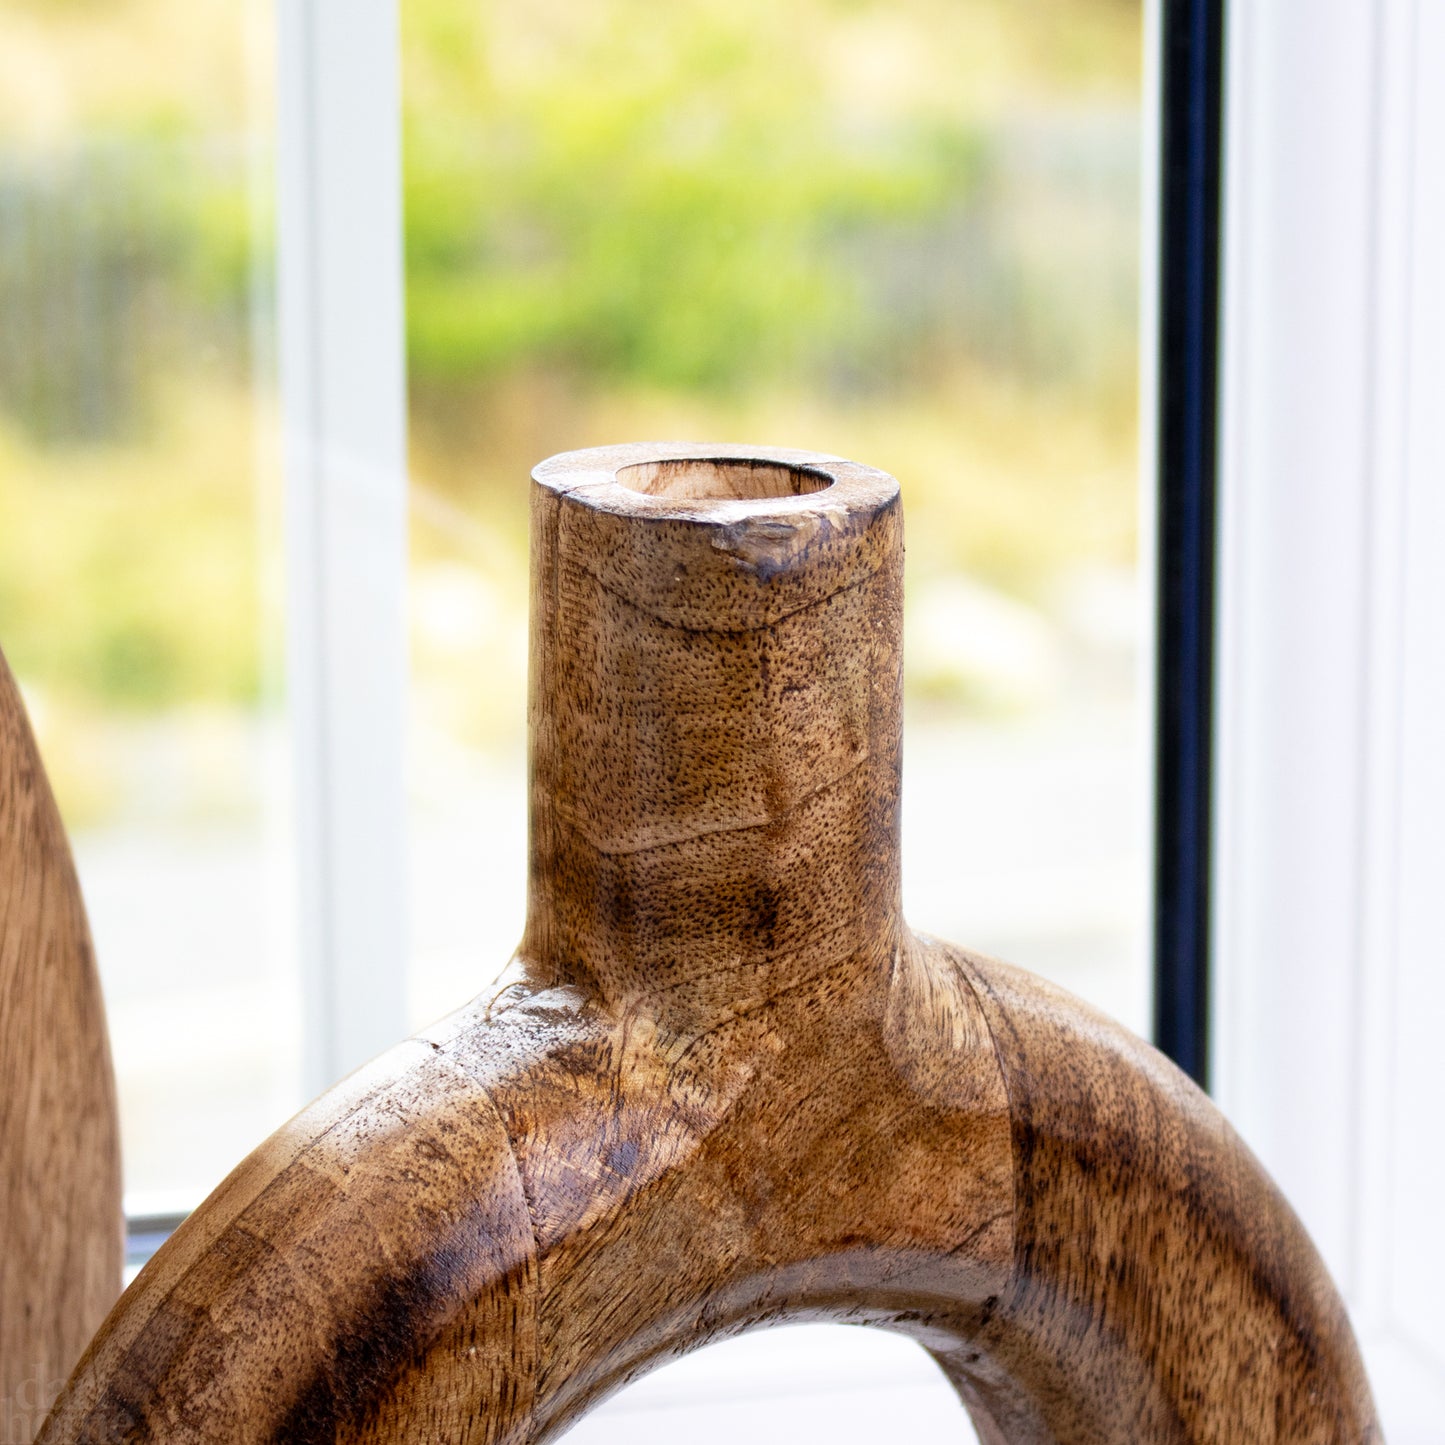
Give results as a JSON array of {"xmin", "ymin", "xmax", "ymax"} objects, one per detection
[
  {"xmin": 0, "ymin": 649, "xmax": 123, "ymax": 1440},
  {"xmin": 40, "ymin": 444, "xmax": 1379, "ymax": 1442}
]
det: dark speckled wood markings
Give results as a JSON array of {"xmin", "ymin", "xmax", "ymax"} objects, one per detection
[{"xmin": 38, "ymin": 444, "xmax": 1378, "ymax": 1443}]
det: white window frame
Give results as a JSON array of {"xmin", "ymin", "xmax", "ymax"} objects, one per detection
[
  {"xmin": 1214, "ymin": 0, "xmax": 1445, "ymax": 1434},
  {"xmin": 275, "ymin": 0, "xmax": 410, "ymax": 1097}
]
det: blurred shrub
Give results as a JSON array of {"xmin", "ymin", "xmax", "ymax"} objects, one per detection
[
  {"xmin": 0, "ymin": 382, "xmax": 265, "ymax": 711},
  {"xmin": 403, "ymin": 0, "xmax": 982, "ymax": 395},
  {"xmin": 0, "ymin": 138, "xmax": 262, "ymax": 446}
]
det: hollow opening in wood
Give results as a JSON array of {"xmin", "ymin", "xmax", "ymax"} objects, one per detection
[{"xmin": 616, "ymin": 457, "xmax": 833, "ymax": 501}]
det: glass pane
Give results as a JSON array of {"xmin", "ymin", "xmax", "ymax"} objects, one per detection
[
  {"xmin": 403, "ymin": 0, "xmax": 1147, "ymax": 1032},
  {"xmin": 0, "ymin": 0, "xmax": 296, "ymax": 1213}
]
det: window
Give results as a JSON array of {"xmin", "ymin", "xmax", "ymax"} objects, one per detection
[
  {"xmin": 7, "ymin": 0, "xmax": 1440, "ymax": 1439},
  {"xmin": 0, "ymin": 0, "xmax": 294, "ymax": 1218}
]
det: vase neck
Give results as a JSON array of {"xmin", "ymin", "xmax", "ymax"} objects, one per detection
[{"xmin": 519, "ymin": 444, "xmax": 904, "ymax": 1028}]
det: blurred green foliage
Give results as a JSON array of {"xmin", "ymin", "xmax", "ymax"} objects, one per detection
[
  {"xmin": 0, "ymin": 143, "xmax": 255, "ymax": 446},
  {"xmin": 0, "ymin": 0, "xmax": 1141, "ymax": 743},
  {"xmin": 0, "ymin": 383, "xmax": 265, "ymax": 716},
  {"xmin": 403, "ymin": 0, "xmax": 983, "ymax": 394},
  {"xmin": 0, "ymin": 141, "xmax": 266, "ymax": 721}
]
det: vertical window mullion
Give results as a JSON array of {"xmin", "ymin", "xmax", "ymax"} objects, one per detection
[{"xmin": 276, "ymin": 0, "xmax": 409, "ymax": 1096}]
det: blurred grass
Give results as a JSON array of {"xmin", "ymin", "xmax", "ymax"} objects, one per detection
[{"xmin": 0, "ymin": 380, "xmax": 265, "ymax": 708}]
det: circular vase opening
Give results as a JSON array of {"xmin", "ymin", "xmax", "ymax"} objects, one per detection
[{"xmin": 616, "ymin": 456, "xmax": 833, "ymax": 502}]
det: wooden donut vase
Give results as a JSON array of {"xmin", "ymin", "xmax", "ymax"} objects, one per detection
[{"xmin": 37, "ymin": 445, "xmax": 1379, "ymax": 1443}]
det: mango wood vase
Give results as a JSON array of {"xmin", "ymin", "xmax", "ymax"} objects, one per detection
[{"xmin": 42, "ymin": 444, "xmax": 1379, "ymax": 1443}]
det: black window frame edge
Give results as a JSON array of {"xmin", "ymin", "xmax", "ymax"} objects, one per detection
[{"xmin": 1153, "ymin": 0, "xmax": 1226, "ymax": 1088}]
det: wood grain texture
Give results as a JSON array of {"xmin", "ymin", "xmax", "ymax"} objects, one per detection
[
  {"xmin": 1, "ymin": 648, "xmax": 123, "ymax": 1442},
  {"xmin": 40, "ymin": 444, "xmax": 1379, "ymax": 1442}
]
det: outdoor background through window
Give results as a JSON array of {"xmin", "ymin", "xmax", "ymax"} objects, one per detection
[{"xmin": 0, "ymin": 0, "xmax": 292, "ymax": 1215}]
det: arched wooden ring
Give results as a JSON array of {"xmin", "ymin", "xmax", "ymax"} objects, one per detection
[{"xmin": 41, "ymin": 446, "xmax": 1379, "ymax": 1443}]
